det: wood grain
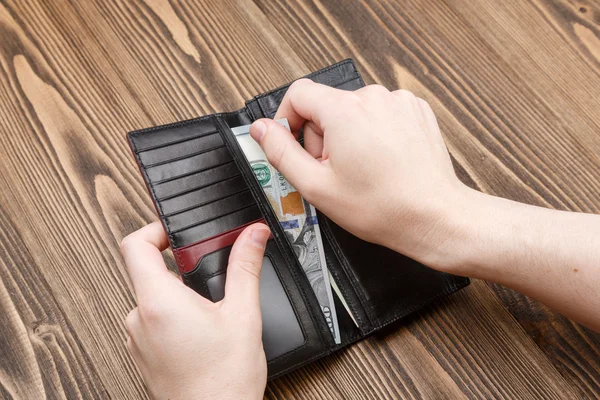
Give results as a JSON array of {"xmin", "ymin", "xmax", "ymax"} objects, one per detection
[
  {"xmin": 0, "ymin": 0, "xmax": 597, "ymax": 398},
  {"xmin": 256, "ymin": 0, "xmax": 600, "ymax": 398}
]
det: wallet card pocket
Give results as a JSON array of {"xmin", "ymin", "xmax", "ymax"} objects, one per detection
[
  {"xmin": 321, "ymin": 216, "xmax": 470, "ymax": 330},
  {"xmin": 129, "ymin": 117, "xmax": 263, "ymax": 253},
  {"xmin": 183, "ymin": 237, "xmax": 333, "ymax": 375},
  {"xmin": 183, "ymin": 241, "xmax": 306, "ymax": 360}
]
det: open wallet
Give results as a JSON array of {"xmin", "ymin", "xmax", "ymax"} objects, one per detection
[{"xmin": 127, "ymin": 59, "xmax": 470, "ymax": 379}]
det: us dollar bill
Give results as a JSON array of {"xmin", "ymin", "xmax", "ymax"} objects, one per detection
[{"xmin": 231, "ymin": 119, "xmax": 342, "ymax": 344}]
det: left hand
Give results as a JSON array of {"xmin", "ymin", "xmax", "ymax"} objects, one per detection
[{"xmin": 120, "ymin": 221, "xmax": 270, "ymax": 399}]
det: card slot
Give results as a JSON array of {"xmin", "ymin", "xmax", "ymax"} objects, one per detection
[
  {"xmin": 139, "ymin": 132, "xmax": 223, "ymax": 166},
  {"xmin": 137, "ymin": 129, "xmax": 218, "ymax": 152},
  {"xmin": 152, "ymin": 161, "xmax": 240, "ymax": 200},
  {"xmin": 170, "ymin": 202, "xmax": 256, "ymax": 235},
  {"xmin": 174, "ymin": 219, "xmax": 264, "ymax": 274},
  {"xmin": 146, "ymin": 147, "xmax": 232, "ymax": 182},
  {"xmin": 144, "ymin": 144, "xmax": 226, "ymax": 169},
  {"xmin": 171, "ymin": 204, "xmax": 262, "ymax": 247},
  {"xmin": 157, "ymin": 173, "xmax": 243, "ymax": 202},
  {"xmin": 166, "ymin": 191, "xmax": 256, "ymax": 233},
  {"xmin": 152, "ymin": 159, "xmax": 235, "ymax": 186},
  {"xmin": 131, "ymin": 118, "xmax": 218, "ymax": 152},
  {"xmin": 161, "ymin": 175, "xmax": 249, "ymax": 216}
]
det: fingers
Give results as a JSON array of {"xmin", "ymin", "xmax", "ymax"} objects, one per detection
[
  {"xmin": 224, "ymin": 223, "xmax": 270, "ymax": 312},
  {"xmin": 273, "ymin": 78, "xmax": 345, "ymax": 132},
  {"xmin": 125, "ymin": 307, "xmax": 140, "ymax": 337},
  {"xmin": 415, "ymin": 98, "xmax": 452, "ymax": 157},
  {"xmin": 303, "ymin": 121, "xmax": 325, "ymax": 159},
  {"xmin": 125, "ymin": 309, "xmax": 143, "ymax": 366},
  {"xmin": 250, "ymin": 118, "xmax": 329, "ymax": 197},
  {"xmin": 392, "ymin": 89, "xmax": 421, "ymax": 116},
  {"xmin": 120, "ymin": 222, "xmax": 174, "ymax": 299},
  {"xmin": 126, "ymin": 335, "xmax": 145, "ymax": 377},
  {"xmin": 417, "ymin": 98, "xmax": 439, "ymax": 131}
]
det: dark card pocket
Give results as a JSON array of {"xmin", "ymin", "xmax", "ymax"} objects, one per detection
[
  {"xmin": 321, "ymin": 216, "xmax": 470, "ymax": 331},
  {"xmin": 183, "ymin": 244, "xmax": 306, "ymax": 360},
  {"xmin": 183, "ymin": 238, "xmax": 331, "ymax": 376}
]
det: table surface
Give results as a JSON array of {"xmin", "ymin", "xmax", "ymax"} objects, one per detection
[{"xmin": 0, "ymin": 0, "xmax": 598, "ymax": 398}]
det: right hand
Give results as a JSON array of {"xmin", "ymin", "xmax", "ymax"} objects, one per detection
[{"xmin": 249, "ymin": 79, "xmax": 469, "ymax": 270}]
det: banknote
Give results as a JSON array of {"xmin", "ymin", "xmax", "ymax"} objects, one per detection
[{"xmin": 231, "ymin": 119, "xmax": 342, "ymax": 344}]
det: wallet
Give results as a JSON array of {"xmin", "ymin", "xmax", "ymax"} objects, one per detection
[{"xmin": 127, "ymin": 59, "xmax": 470, "ymax": 379}]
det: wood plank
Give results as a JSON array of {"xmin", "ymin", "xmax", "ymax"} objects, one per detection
[
  {"xmin": 0, "ymin": 0, "xmax": 311, "ymax": 397},
  {"xmin": 267, "ymin": 281, "xmax": 577, "ymax": 399},
  {"xmin": 0, "ymin": 0, "xmax": 596, "ymax": 398},
  {"xmin": 253, "ymin": 0, "xmax": 600, "ymax": 397}
]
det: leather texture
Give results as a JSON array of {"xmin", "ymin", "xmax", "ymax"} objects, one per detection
[
  {"xmin": 175, "ymin": 218, "xmax": 265, "ymax": 274},
  {"xmin": 127, "ymin": 59, "xmax": 470, "ymax": 379}
]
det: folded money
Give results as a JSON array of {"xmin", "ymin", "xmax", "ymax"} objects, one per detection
[{"xmin": 232, "ymin": 119, "xmax": 343, "ymax": 344}]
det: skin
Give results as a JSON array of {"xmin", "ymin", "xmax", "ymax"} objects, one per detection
[
  {"xmin": 122, "ymin": 79, "xmax": 600, "ymax": 398},
  {"xmin": 121, "ymin": 222, "xmax": 269, "ymax": 399}
]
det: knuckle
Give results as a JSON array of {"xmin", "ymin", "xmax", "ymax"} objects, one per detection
[
  {"xmin": 417, "ymin": 97, "xmax": 431, "ymax": 109},
  {"xmin": 119, "ymin": 235, "xmax": 135, "ymax": 256},
  {"xmin": 124, "ymin": 311, "xmax": 137, "ymax": 334},
  {"xmin": 345, "ymin": 91, "xmax": 362, "ymax": 104},
  {"xmin": 394, "ymin": 89, "xmax": 416, "ymax": 100},
  {"xmin": 137, "ymin": 300, "xmax": 167, "ymax": 324},
  {"xmin": 365, "ymin": 84, "xmax": 389, "ymax": 94},
  {"xmin": 337, "ymin": 91, "xmax": 362, "ymax": 112},
  {"xmin": 356, "ymin": 85, "xmax": 389, "ymax": 102},
  {"xmin": 232, "ymin": 260, "xmax": 261, "ymax": 280},
  {"xmin": 289, "ymin": 78, "xmax": 312, "ymax": 92},
  {"xmin": 288, "ymin": 78, "xmax": 312, "ymax": 101}
]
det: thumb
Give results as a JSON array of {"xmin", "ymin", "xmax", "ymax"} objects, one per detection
[
  {"xmin": 224, "ymin": 223, "xmax": 271, "ymax": 311},
  {"xmin": 250, "ymin": 119, "xmax": 328, "ymax": 196}
]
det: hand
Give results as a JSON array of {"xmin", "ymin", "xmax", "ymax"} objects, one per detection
[
  {"xmin": 120, "ymin": 222, "xmax": 270, "ymax": 399},
  {"xmin": 248, "ymin": 79, "xmax": 600, "ymax": 331},
  {"xmin": 249, "ymin": 79, "xmax": 468, "ymax": 270}
]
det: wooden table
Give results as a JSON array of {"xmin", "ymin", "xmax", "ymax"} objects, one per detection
[{"xmin": 0, "ymin": 1, "xmax": 598, "ymax": 398}]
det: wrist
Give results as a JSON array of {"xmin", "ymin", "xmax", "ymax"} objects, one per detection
[{"xmin": 392, "ymin": 184, "xmax": 489, "ymax": 276}]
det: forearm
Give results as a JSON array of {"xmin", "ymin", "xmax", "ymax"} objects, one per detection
[{"xmin": 429, "ymin": 188, "xmax": 600, "ymax": 331}]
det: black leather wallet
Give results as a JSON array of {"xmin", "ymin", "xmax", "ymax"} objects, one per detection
[{"xmin": 127, "ymin": 59, "xmax": 470, "ymax": 379}]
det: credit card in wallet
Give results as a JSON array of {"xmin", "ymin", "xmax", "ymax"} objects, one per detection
[{"xmin": 231, "ymin": 119, "xmax": 350, "ymax": 343}]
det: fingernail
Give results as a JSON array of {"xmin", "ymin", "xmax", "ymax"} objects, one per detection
[
  {"xmin": 251, "ymin": 227, "xmax": 270, "ymax": 249},
  {"xmin": 250, "ymin": 120, "xmax": 267, "ymax": 142}
]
